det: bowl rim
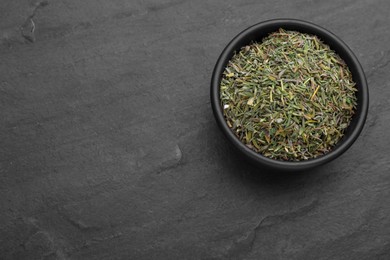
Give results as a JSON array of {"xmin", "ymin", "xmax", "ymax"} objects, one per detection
[{"xmin": 210, "ymin": 18, "xmax": 369, "ymax": 171}]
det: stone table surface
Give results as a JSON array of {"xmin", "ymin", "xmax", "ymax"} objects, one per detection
[{"xmin": 1, "ymin": 0, "xmax": 389, "ymax": 259}]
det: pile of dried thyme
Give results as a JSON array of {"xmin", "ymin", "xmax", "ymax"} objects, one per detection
[{"xmin": 220, "ymin": 28, "xmax": 357, "ymax": 161}]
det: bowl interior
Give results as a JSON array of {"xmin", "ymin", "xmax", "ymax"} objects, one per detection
[{"xmin": 212, "ymin": 19, "xmax": 368, "ymax": 171}]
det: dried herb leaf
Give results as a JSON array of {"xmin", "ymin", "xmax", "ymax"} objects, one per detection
[{"xmin": 220, "ymin": 29, "xmax": 357, "ymax": 161}]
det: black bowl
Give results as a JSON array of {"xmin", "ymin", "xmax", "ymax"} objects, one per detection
[{"xmin": 211, "ymin": 19, "xmax": 369, "ymax": 172}]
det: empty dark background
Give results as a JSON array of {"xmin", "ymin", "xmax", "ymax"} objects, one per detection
[{"xmin": 1, "ymin": 0, "xmax": 389, "ymax": 259}]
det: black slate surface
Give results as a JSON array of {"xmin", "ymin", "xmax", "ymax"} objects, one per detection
[{"xmin": 1, "ymin": 0, "xmax": 389, "ymax": 259}]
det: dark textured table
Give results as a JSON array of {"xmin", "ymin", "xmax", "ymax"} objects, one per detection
[{"xmin": 1, "ymin": 0, "xmax": 389, "ymax": 259}]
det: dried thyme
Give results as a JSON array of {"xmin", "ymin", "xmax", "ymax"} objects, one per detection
[{"xmin": 220, "ymin": 29, "xmax": 357, "ymax": 161}]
